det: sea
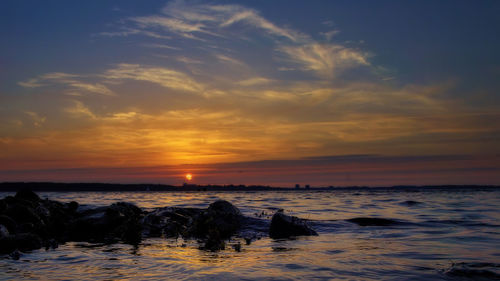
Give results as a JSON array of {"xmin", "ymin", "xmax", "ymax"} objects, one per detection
[{"xmin": 1, "ymin": 188, "xmax": 499, "ymax": 280}]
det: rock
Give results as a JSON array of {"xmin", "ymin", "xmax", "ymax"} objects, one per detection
[
  {"xmin": 233, "ymin": 242, "xmax": 241, "ymax": 252},
  {"xmin": 9, "ymin": 249, "xmax": 21, "ymax": 260},
  {"xmin": 14, "ymin": 233, "xmax": 43, "ymax": 252},
  {"xmin": 0, "ymin": 236, "xmax": 16, "ymax": 254},
  {"xmin": 189, "ymin": 200, "xmax": 242, "ymax": 239},
  {"xmin": 17, "ymin": 222, "xmax": 35, "ymax": 233},
  {"xmin": 67, "ymin": 201, "xmax": 79, "ymax": 212},
  {"xmin": 68, "ymin": 202, "xmax": 143, "ymax": 244},
  {"xmin": 207, "ymin": 200, "xmax": 241, "ymax": 217},
  {"xmin": 401, "ymin": 200, "xmax": 421, "ymax": 206},
  {"xmin": 445, "ymin": 262, "xmax": 500, "ymax": 279},
  {"xmin": 142, "ymin": 207, "xmax": 200, "ymax": 238},
  {"xmin": 269, "ymin": 210, "xmax": 318, "ymax": 239},
  {"xmin": 0, "ymin": 233, "xmax": 43, "ymax": 254},
  {"xmin": 0, "ymin": 199, "xmax": 6, "ymax": 214},
  {"xmin": 5, "ymin": 204, "xmax": 43, "ymax": 226},
  {"xmin": 15, "ymin": 189, "xmax": 40, "ymax": 202},
  {"xmin": 0, "ymin": 224, "xmax": 9, "ymax": 239},
  {"xmin": 0, "ymin": 215, "xmax": 17, "ymax": 233},
  {"xmin": 347, "ymin": 217, "xmax": 400, "ymax": 226}
]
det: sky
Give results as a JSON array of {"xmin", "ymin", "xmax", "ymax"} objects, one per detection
[{"xmin": 1, "ymin": 0, "xmax": 499, "ymax": 186}]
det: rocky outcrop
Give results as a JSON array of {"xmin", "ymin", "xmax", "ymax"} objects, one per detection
[
  {"xmin": 269, "ymin": 210, "xmax": 318, "ymax": 239},
  {"xmin": 0, "ymin": 191, "xmax": 317, "ymax": 257}
]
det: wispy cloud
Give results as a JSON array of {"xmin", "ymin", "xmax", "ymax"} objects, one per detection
[
  {"xmin": 215, "ymin": 54, "xmax": 246, "ymax": 66},
  {"xmin": 142, "ymin": 43, "xmax": 181, "ymax": 50},
  {"xmin": 103, "ymin": 63, "xmax": 203, "ymax": 92},
  {"xmin": 102, "ymin": 0, "xmax": 307, "ymax": 43},
  {"xmin": 320, "ymin": 30, "xmax": 340, "ymax": 41},
  {"xmin": 236, "ymin": 77, "xmax": 274, "ymax": 87},
  {"xmin": 18, "ymin": 72, "xmax": 115, "ymax": 96},
  {"xmin": 24, "ymin": 111, "xmax": 46, "ymax": 127},
  {"xmin": 64, "ymin": 100, "xmax": 97, "ymax": 119},
  {"xmin": 280, "ymin": 43, "xmax": 370, "ymax": 78}
]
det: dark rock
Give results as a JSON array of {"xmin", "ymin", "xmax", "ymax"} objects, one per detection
[
  {"xmin": 67, "ymin": 202, "xmax": 143, "ymax": 244},
  {"xmin": 207, "ymin": 200, "xmax": 241, "ymax": 217},
  {"xmin": 347, "ymin": 217, "xmax": 400, "ymax": 226},
  {"xmin": 269, "ymin": 210, "xmax": 318, "ymax": 239},
  {"xmin": 142, "ymin": 207, "xmax": 200, "ymax": 238},
  {"xmin": 67, "ymin": 201, "xmax": 79, "ymax": 212},
  {"xmin": 0, "ymin": 215, "xmax": 17, "ymax": 233},
  {"xmin": 17, "ymin": 222, "xmax": 35, "ymax": 233},
  {"xmin": 15, "ymin": 189, "xmax": 40, "ymax": 202},
  {"xmin": 445, "ymin": 262, "xmax": 500, "ymax": 279},
  {"xmin": 5, "ymin": 204, "xmax": 43, "ymax": 226},
  {"xmin": 189, "ymin": 200, "xmax": 242, "ymax": 239},
  {"xmin": 9, "ymin": 249, "xmax": 21, "ymax": 260},
  {"xmin": 0, "ymin": 235, "xmax": 16, "ymax": 254},
  {"xmin": 244, "ymin": 237, "xmax": 252, "ymax": 245},
  {"xmin": 0, "ymin": 200, "xmax": 6, "ymax": 214},
  {"xmin": 0, "ymin": 224, "xmax": 9, "ymax": 239},
  {"xmin": 233, "ymin": 242, "xmax": 241, "ymax": 252},
  {"xmin": 401, "ymin": 200, "xmax": 421, "ymax": 206},
  {"xmin": 45, "ymin": 238, "xmax": 59, "ymax": 250},
  {"xmin": 200, "ymin": 229, "xmax": 226, "ymax": 251},
  {"xmin": 14, "ymin": 233, "xmax": 43, "ymax": 252},
  {"xmin": 0, "ymin": 233, "xmax": 43, "ymax": 254}
]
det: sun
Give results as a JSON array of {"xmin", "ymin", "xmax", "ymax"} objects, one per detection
[{"xmin": 185, "ymin": 173, "xmax": 193, "ymax": 181}]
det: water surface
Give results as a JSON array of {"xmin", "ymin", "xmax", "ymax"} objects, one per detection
[{"xmin": 1, "ymin": 188, "xmax": 499, "ymax": 280}]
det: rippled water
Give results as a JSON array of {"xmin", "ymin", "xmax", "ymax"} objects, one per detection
[{"xmin": 1, "ymin": 188, "xmax": 499, "ymax": 280}]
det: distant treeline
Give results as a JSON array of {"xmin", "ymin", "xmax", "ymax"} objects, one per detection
[{"xmin": 0, "ymin": 182, "xmax": 498, "ymax": 192}]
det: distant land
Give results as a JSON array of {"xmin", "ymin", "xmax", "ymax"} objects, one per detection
[{"xmin": 0, "ymin": 182, "xmax": 498, "ymax": 192}]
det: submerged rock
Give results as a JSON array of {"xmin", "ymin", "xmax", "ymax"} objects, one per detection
[
  {"xmin": 445, "ymin": 262, "xmax": 500, "ymax": 280},
  {"xmin": 269, "ymin": 210, "xmax": 318, "ymax": 239}
]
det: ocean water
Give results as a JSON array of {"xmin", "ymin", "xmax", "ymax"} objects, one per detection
[{"xmin": 1, "ymin": 188, "xmax": 499, "ymax": 280}]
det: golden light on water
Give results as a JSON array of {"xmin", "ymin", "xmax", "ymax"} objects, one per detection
[{"xmin": 185, "ymin": 173, "xmax": 193, "ymax": 181}]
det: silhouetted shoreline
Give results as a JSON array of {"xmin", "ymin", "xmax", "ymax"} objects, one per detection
[{"xmin": 0, "ymin": 182, "xmax": 498, "ymax": 192}]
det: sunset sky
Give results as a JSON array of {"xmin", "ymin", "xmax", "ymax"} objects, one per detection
[{"xmin": 1, "ymin": 0, "xmax": 499, "ymax": 186}]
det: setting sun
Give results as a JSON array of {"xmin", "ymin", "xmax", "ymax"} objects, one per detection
[{"xmin": 185, "ymin": 173, "xmax": 193, "ymax": 181}]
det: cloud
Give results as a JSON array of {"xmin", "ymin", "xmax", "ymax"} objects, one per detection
[
  {"xmin": 18, "ymin": 79, "xmax": 44, "ymax": 88},
  {"xmin": 103, "ymin": 63, "xmax": 203, "ymax": 92},
  {"xmin": 142, "ymin": 43, "xmax": 181, "ymax": 50},
  {"xmin": 131, "ymin": 16, "xmax": 209, "ymax": 38},
  {"xmin": 18, "ymin": 72, "xmax": 115, "ymax": 96},
  {"xmin": 215, "ymin": 54, "xmax": 246, "ymax": 66},
  {"xmin": 176, "ymin": 56, "xmax": 203, "ymax": 64},
  {"xmin": 24, "ymin": 111, "xmax": 46, "ymax": 127},
  {"xmin": 217, "ymin": 7, "xmax": 306, "ymax": 42},
  {"xmin": 101, "ymin": 0, "xmax": 307, "ymax": 43},
  {"xmin": 97, "ymin": 28, "xmax": 171, "ymax": 40},
  {"xmin": 236, "ymin": 77, "xmax": 274, "ymax": 87},
  {"xmin": 320, "ymin": 30, "xmax": 340, "ymax": 41},
  {"xmin": 64, "ymin": 100, "xmax": 97, "ymax": 119},
  {"xmin": 280, "ymin": 43, "xmax": 370, "ymax": 78}
]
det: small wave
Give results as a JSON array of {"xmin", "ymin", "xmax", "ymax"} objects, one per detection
[
  {"xmin": 346, "ymin": 217, "xmax": 403, "ymax": 226},
  {"xmin": 423, "ymin": 220, "xmax": 500, "ymax": 228}
]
